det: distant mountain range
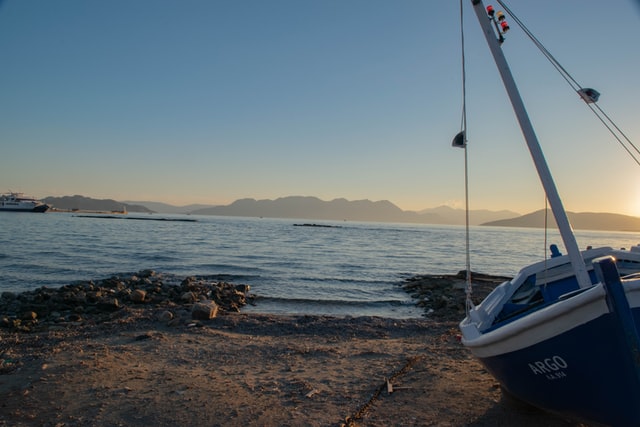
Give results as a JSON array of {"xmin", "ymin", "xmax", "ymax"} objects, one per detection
[
  {"xmin": 122, "ymin": 200, "xmax": 213, "ymax": 214},
  {"xmin": 42, "ymin": 195, "xmax": 640, "ymax": 231},
  {"xmin": 44, "ymin": 195, "xmax": 153, "ymax": 213},
  {"xmin": 484, "ymin": 209, "xmax": 640, "ymax": 232},
  {"xmin": 155, "ymin": 196, "xmax": 518, "ymax": 225}
]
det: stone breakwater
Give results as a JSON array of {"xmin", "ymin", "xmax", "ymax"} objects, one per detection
[{"xmin": 0, "ymin": 270, "xmax": 253, "ymax": 332}]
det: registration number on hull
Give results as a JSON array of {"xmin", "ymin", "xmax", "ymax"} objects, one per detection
[{"xmin": 528, "ymin": 355, "xmax": 568, "ymax": 380}]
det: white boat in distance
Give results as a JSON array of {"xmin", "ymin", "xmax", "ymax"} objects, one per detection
[{"xmin": 0, "ymin": 192, "xmax": 50, "ymax": 213}]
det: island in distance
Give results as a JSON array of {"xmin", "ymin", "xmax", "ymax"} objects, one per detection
[{"xmin": 42, "ymin": 195, "xmax": 640, "ymax": 232}]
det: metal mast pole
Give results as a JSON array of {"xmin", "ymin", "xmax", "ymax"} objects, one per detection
[{"xmin": 469, "ymin": 0, "xmax": 591, "ymax": 289}]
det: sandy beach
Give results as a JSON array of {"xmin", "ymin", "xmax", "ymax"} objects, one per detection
[{"xmin": 1, "ymin": 274, "xmax": 588, "ymax": 427}]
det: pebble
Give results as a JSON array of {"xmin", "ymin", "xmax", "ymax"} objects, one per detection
[
  {"xmin": 130, "ymin": 289, "xmax": 146, "ymax": 303},
  {"xmin": 22, "ymin": 311, "xmax": 37, "ymax": 320},
  {"xmin": 191, "ymin": 301, "xmax": 219, "ymax": 320},
  {"xmin": 158, "ymin": 310, "xmax": 174, "ymax": 323}
]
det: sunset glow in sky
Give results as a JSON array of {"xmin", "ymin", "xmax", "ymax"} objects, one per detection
[{"xmin": 1, "ymin": 1, "xmax": 639, "ymax": 216}]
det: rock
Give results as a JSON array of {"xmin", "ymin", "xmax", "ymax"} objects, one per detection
[
  {"xmin": 21, "ymin": 311, "xmax": 37, "ymax": 321},
  {"xmin": 67, "ymin": 313, "xmax": 82, "ymax": 322},
  {"xmin": 130, "ymin": 289, "xmax": 146, "ymax": 303},
  {"xmin": 98, "ymin": 298, "xmax": 121, "ymax": 312},
  {"xmin": 235, "ymin": 284, "xmax": 251, "ymax": 293},
  {"xmin": 181, "ymin": 291, "xmax": 197, "ymax": 303},
  {"xmin": 191, "ymin": 301, "xmax": 219, "ymax": 320},
  {"xmin": 1, "ymin": 291, "xmax": 16, "ymax": 300},
  {"xmin": 181, "ymin": 277, "xmax": 196, "ymax": 288},
  {"xmin": 135, "ymin": 333, "xmax": 152, "ymax": 341},
  {"xmin": 139, "ymin": 269, "xmax": 155, "ymax": 278},
  {"xmin": 158, "ymin": 310, "xmax": 174, "ymax": 323}
]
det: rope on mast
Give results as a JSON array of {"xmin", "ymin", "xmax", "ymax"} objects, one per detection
[{"xmin": 457, "ymin": 0, "xmax": 473, "ymax": 315}]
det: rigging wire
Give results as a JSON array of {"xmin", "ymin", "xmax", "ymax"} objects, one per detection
[
  {"xmin": 495, "ymin": 0, "xmax": 640, "ymax": 167},
  {"xmin": 543, "ymin": 199, "xmax": 549, "ymax": 286},
  {"xmin": 458, "ymin": 0, "xmax": 474, "ymax": 315}
]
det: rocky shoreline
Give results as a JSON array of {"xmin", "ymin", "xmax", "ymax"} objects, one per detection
[
  {"xmin": 1, "ymin": 269, "xmax": 513, "ymax": 334},
  {"xmin": 1, "ymin": 270, "xmax": 253, "ymax": 333},
  {"xmin": 1, "ymin": 269, "xmax": 512, "ymax": 334}
]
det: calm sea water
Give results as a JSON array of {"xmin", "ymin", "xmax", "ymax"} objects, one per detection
[{"xmin": 1, "ymin": 212, "xmax": 638, "ymax": 318}]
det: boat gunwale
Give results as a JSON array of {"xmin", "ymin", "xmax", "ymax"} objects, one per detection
[{"xmin": 462, "ymin": 278, "xmax": 640, "ymax": 357}]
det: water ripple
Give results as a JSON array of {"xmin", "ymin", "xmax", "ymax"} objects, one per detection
[{"xmin": 1, "ymin": 212, "xmax": 638, "ymax": 318}]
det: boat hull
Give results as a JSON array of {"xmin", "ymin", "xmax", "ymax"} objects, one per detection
[
  {"xmin": 0, "ymin": 205, "xmax": 49, "ymax": 212},
  {"xmin": 464, "ymin": 281, "xmax": 640, "ymax": 426},
  {"xmin": 32, "ymin": 204, "xmax": 49, "ymax": 212}
]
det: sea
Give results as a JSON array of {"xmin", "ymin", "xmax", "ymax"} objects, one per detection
[{"xmin": 1, "ymin": 211, "xmax": 638, "ymax": 319}]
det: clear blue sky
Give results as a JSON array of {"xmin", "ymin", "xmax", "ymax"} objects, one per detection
[{"xmin": 1, "ymin": 0, "xmax": 639, "ymax": 216}]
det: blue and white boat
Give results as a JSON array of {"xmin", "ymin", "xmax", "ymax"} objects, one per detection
[
  {"xmin": 460, "ymin": 245, "xmax": 640, "ymax": 425},
  {"xmin": 458, "ymin": 1, "xmax": 640, "ymax": 425}
]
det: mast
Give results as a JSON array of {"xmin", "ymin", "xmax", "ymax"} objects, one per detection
[{"xmin": 469, "ymin": 0, "xmax": 592, "ymax": 289}]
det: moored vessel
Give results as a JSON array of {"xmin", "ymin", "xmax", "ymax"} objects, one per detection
[
  {"xmin": 0, "ymin": 192, "xmax": 50, "ymax": 212},
  {"xmin": 457, "ymin": 1, "xmax": 640, "ymax": 425}
]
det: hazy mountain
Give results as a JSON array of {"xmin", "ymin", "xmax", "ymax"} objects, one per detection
[
  {"xmin": 124, "ymin": 201, "xmax": 215, "ymax": 215},
  {"xmin": 44, "ymin": 195, "xmax": 153, "ymax": 213},
  {"xmin": 189, "ymin": 196, "xmax": 514, "ymax": 225},
  {"xmin": 418, "ymin": 205, "xmax": 520, "ymax": 225},
  {"xmin": 191, "ymin": 196, "xmax": 420, "ymax": 222},
  {"xmin": 483, "ymin": 209, "xmax": 640, "ymax": 232}
]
